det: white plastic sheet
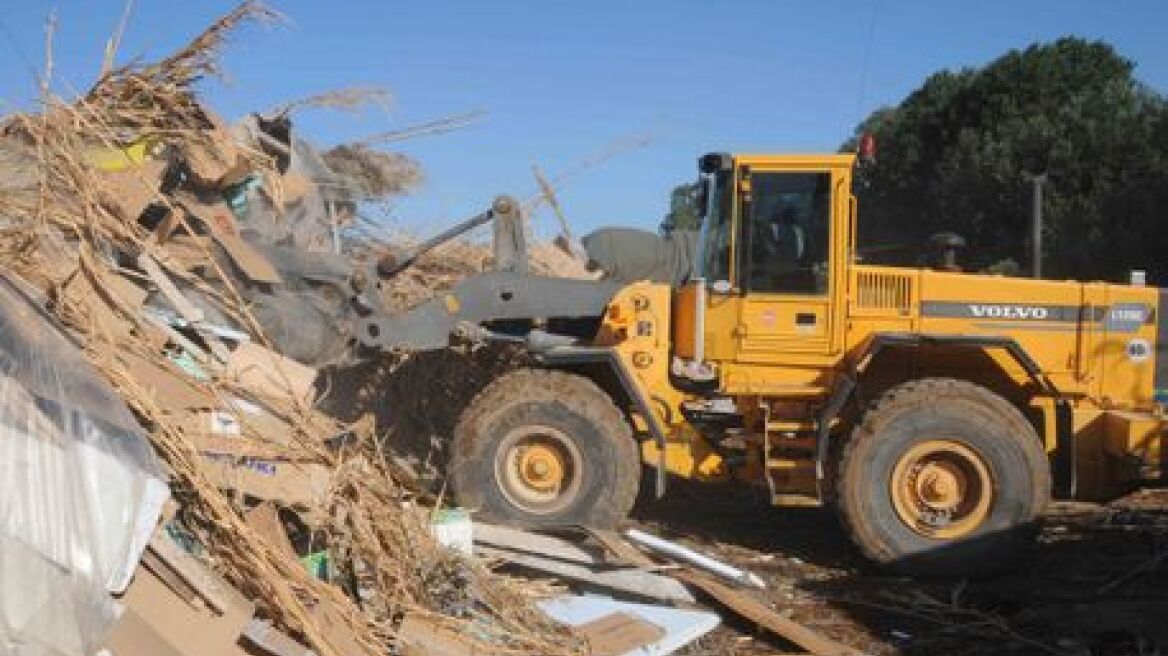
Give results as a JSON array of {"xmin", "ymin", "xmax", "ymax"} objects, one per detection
[{"xmin": 0, "ymin": 273, "xmax": 169, "ymax": 656}]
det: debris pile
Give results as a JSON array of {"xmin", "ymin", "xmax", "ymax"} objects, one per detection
[{"xmin": 0, "ymin": 3, "xmax": 581, "ymax": 656}]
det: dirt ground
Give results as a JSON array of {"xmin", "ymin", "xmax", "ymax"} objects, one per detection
[
  {"xmin": 334, "ymin": 349, "xmax": 1167, "ymax": 656},
  {"xmin": 631, "ymin": 484, "xmax": 1168, "ymax": 656}
]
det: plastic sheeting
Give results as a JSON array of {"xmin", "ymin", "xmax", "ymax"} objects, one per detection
[
  {"xmin": 231, "ymin": 115, "xmax": 357, "ymax": 253},
  {"xmin": 0, "ymin": 273, "xmax": 169, "ymax": 656}
]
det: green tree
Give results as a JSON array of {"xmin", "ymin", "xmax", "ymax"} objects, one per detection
[
  {"xmin": 849, "ymin": 37, "xmax": 1168, "ymax": 282},
  {"xmin": 660, "ymin": 182, "xmax": 702, "ymax": 234}
]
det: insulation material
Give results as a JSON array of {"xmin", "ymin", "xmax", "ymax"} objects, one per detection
[{"xmin": 0, "ymin": 274, "xmax": 169, "ymax": 656}]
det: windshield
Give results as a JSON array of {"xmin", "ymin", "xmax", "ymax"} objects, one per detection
[
  {"xmin": 696, "ymin": 170, "xmax": 732, "ymax": 283},
  {"xmin": 739, "ymin": 171, "xmax": 831, "ymax": 295}
]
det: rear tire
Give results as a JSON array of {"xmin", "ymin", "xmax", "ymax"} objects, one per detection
[
  {"xmin": 450, "ymin": 368, "xmax": 640, "ymax": 528},
  {"xmin": 837, "ymin": 378, "xmax": 1050, "ymax": 576}
]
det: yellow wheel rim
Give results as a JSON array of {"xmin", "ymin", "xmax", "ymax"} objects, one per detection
[
  {"xmin": 495, "ymin": 426, "xmax": 583, "ymax": 515},
  {"xmin": 517, "ymin": 443, "xmax": 567, "ymax": 492},
  {"xmin": 890, "ymin": 440, "xmax": 994, "ymax": 539}
]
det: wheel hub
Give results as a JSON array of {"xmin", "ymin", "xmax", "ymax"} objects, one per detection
[
  {"xmin": 890, "ymin": 440, "xmax": 994, "ymax": 539},
  {"xmin": 916, "ymin": 462, "xmax": 963, "ymax": 509},
  {"xmin": 495, "ymin": 426, "xmax": 584, "ymax": 515},
  {"xmin": 518, "ymin": 444, "xmax": 566, "ymax": 492}
]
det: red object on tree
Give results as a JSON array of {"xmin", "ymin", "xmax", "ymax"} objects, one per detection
[{"xmin": 859, "ymin": 132, "xmax": 877, "ymax": 162}]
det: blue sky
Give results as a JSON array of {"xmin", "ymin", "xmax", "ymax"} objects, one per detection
[{"xmin": 1, "ymin": 1, "xmax": 1166, "ymax": 240}]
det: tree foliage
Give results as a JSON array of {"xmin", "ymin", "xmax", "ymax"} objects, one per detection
[
  {"xmin": 660, "ymin": 182, "xmax": 702, "ymax": 234},
  {"xmin": 850, "ymin": 37, "xmax": 1168, "ymax": 282}
]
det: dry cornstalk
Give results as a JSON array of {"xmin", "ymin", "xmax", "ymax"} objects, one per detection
[{"xmin": 0, "ymin": 3, "xmax": 583, "ymax": 656}]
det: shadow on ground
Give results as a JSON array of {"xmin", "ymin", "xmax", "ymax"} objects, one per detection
[{"xmin": 632, "ymin": 482, "xmax": 1168, "ymax": 656}]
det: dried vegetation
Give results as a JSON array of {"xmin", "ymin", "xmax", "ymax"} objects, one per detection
[{"xmin": 0, "ymin": 3, "xmax": 582, "ymax": 655}]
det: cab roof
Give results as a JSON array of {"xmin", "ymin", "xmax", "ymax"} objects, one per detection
[{"xmin": 700, "ymin": 151, "xmax": 856, "ymax": 173}]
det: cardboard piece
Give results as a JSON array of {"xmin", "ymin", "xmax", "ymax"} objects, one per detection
[
  {"xmin": 104, "ymin": 608, "xmax": 186, "ymax": 656},
  {"xmin": 182, "ymin": 197, "xmax": 282, "ymax": 284},
  {"xmin": 538, "ymin": 595, "xmax": 719, "ymax": 656},
  {"xmin": 146, "ymin": 532, "xmax": 243, "ymax": 615},
  {"xmin": 242, "ymin": 620, "xmax": 313, "ymax": 656},
  {"xmin": 215, "ymin": 232, "xmax": 284, "ymax": 285},
  {"xmin": 192, "ymin": 395, "xmax": 295, "ymax": 443},
  {"xmin": 194, "ymin": 409, "xmax": 339, "ymax": 454},
  {"xmin": 60, "ymin": 267, "xmax": 148, "ymax": 340},
  {"xmin": 97, "ymin": 159, "xmax": 168, "ymax": 222},
  {"xmin": 575, "ymin": 612, "xmax": 664, "ymax": 656},
  {"xmin": 120, "ymin": 349, "xmax": 214, "ymax": 413},
  {"xmin": 244, "ymin": 502, "xmax": 298, "ymax": 562},
  {"xmin": 222, "ymin": 342, "xmax": 318, "ymax": 404},
  {"xmin": 397, "ymin": 614, "xmax": 504, "ymax": 656},
  {"xmin": 183, "ymin": 128, "xmax": 248, "ymax": 187},
  {"xmin": 138, "ymin": 251, "xmax": 204, "ymax": 323},
  {"xmin": 194, "ymin": 432, "xmax": 294, "ymax": 460},
  {"xmin": 105, "ymin": 536, "xmax": 319, "ymax": 656},
  {"xmin": 280, "ymin": 171, "xmax": 311, "ymax": 206},
  {"xmin": 201, "ymin": 456, "xmax": 330, "ymax": 508},
  {"xmin": 104, "ymin": 539, "xmax": 255, "ymax": 656},
  {"xmin": 306, "ymin": 598, "xmax": 370, "ymax": 656},
  {"xmin": 159, "ymin": 234, "xmax": 215, "ymax": 272}
]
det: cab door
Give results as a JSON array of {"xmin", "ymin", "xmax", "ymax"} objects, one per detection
[{"xmin": 734, "ymin": 166, "xmax": 844, "ymax": 359}]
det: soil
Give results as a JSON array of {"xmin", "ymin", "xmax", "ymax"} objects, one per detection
[{"xmin": 630, "ymin": 483, "xmax": 1168, "ymax": 656}]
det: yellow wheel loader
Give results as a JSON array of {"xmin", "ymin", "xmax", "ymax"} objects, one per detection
[{"xmin": 359, "ymin": 153, "xmax": 1166, "ymax": 574}]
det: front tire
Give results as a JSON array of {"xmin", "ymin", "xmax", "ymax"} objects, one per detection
[
  {"xmin": 450, "ymin": 368, "xmax": 640, "ymax": 528},
  {"xmin": 837, "ymin": 378, "xmax": 1050, "ymax": 575}
]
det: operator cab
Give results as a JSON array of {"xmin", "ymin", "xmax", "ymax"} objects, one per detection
[
  {"xmin": 675, "ymin": 151, "xmax": 856, "ymax": 374},
  {"xmin": 695, "ymin": 152, "xmax": 834, "ymax": 295}
]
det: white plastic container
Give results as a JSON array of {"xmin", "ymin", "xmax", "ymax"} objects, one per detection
[{"xmin": 430, "ymin": 508, "xmax": 473, "ymax": 556}]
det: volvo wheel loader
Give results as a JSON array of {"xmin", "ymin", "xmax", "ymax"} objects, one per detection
[{"xmin": 358, "ymin": 152, "xmax": 1166, "ymax": 573}]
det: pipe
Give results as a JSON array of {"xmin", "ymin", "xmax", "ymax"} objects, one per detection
[
  {"xmin": 377, "ymin": 206, "xmax": 496, "ymax": 279},
  {"xmin": 692, "ymin": 277, "xmax": 706, "ymax": 365},
  {"xmin": 624, "ymin": 528, "xmax": 766, "ymax": 589}
]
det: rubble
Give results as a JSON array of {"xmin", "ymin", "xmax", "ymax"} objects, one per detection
[
  {"xmin": 0, "ymin": 3, "xmax": 583, "ymax": 656},
  {"xmin": 6, "ymin": 5, "xmax": 1160, "ymax": 656}
]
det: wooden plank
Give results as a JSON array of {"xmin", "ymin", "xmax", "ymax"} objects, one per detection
[
  {"xmin": 673, "ymin": 570, "xmax": 867, "ymax": 656},
  {"xmin": 147, "ymin": 532, "xmax": 244, "ymax": 615},
  {"xmin": 138, "ymin": 251, "xmax": 231, "ymax": 363},
  {"xmin": 583, "ymin": 527, "xmax": 656, "ymax": 567},
  {"xmin": 473, "ymin": 524, "xmax": 695, "ymax": 604},
  {"xmin": 138, "ymin": 547, "xmax": 202, "ymax": 608},
  {"xmin": 474, "ymin": 523, "xmax": 598, "ymax": 564},
  {"xmin": 242, "ymin": 619, "xmax": 312, "ymax": 656}
]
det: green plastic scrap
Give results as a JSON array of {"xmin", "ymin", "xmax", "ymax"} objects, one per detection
[{"xmin": 301, "ymin": 551, "xmax": 329, "ymax": 580}]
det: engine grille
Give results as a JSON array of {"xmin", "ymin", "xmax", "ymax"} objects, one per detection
[{"xmin": 854, "ymin": 269, "xmax": 914, "ymax": 314}]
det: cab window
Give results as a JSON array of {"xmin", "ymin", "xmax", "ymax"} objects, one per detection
[{"xmin": 739, "ymin": 172, "xmax": 830, "ymax": 295}]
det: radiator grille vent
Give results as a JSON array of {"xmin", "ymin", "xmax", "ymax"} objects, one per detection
[{"xmin": 855, "ymin": 271, "xmax": 913, "ymax": 311}]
